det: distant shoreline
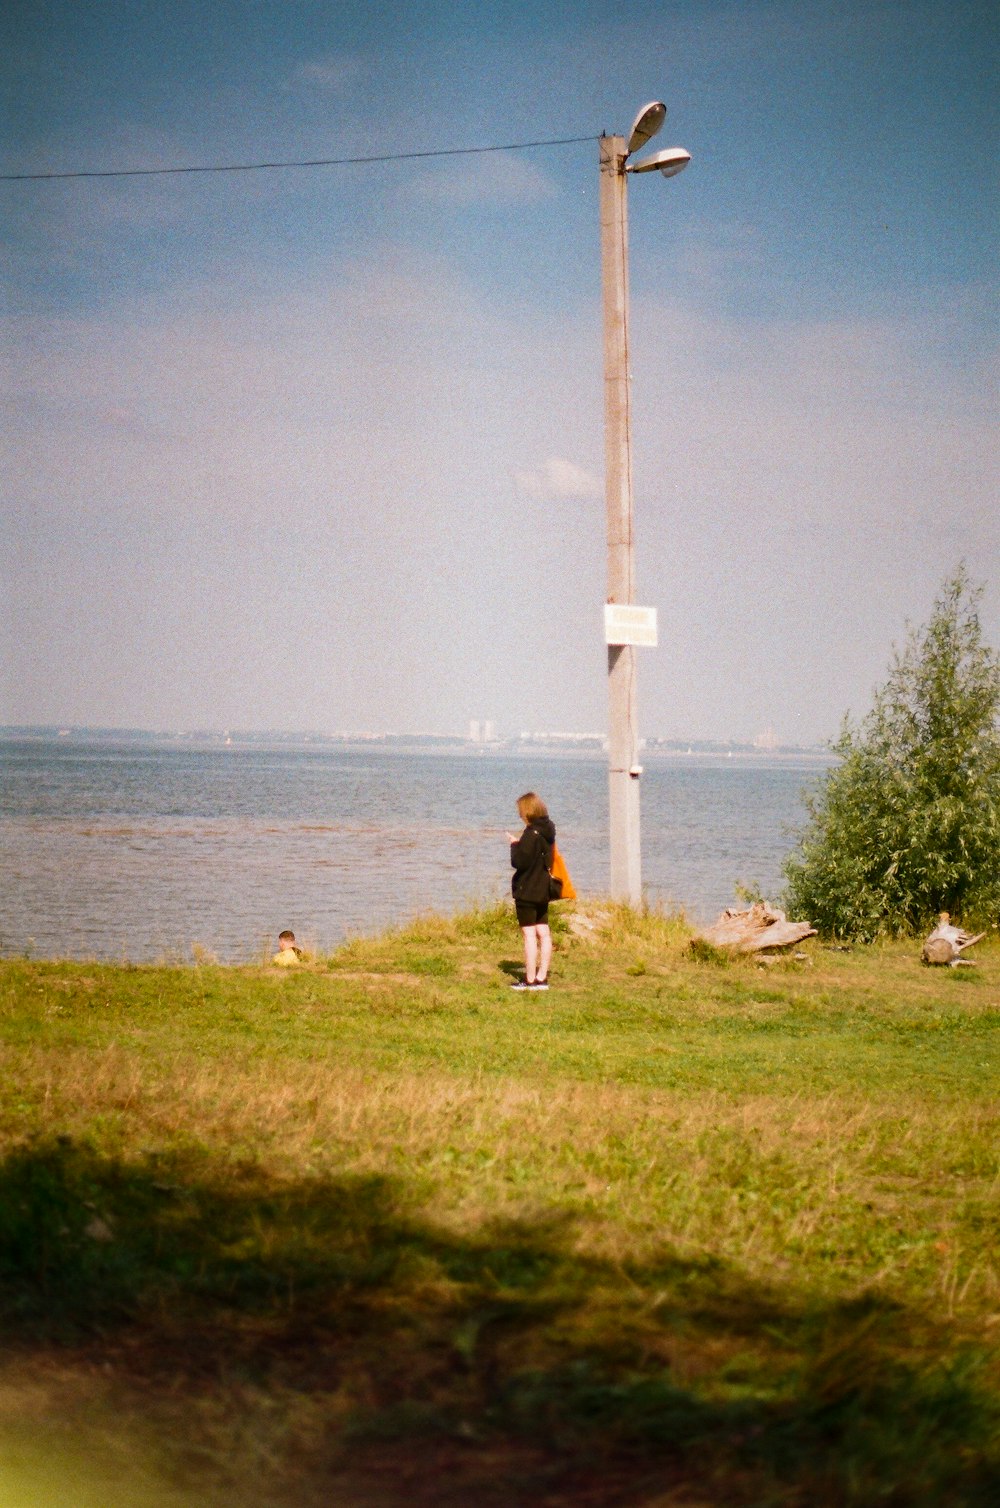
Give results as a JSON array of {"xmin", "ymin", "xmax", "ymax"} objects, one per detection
[{"xmin": 0, "ymin": 726, "xmax": 836, "ymax": 760}]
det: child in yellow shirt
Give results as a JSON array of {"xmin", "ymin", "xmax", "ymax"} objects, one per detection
[{"xmin": 272, "ymin": 929, "xmax": 303, "ymax": 966}]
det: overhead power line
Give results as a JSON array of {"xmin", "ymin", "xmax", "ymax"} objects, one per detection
[{"xmin": 0, "ymin": 134, "xmax": 596, "ymax": 184}]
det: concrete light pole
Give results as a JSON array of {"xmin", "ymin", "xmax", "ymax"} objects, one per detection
[
  {"xmin": 600, "ymin": 106, "xmax": 690, "ymax": 904},
  {"xmin": 600, "ymin": 131, "xmax": 640, "ymax": 903}
]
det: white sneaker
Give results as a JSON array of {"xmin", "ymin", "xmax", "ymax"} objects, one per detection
[
  {"xmin": 510, "ymin": 980, "xmax": 531, "ymax": 990},
  {"xmin": 530, "ymin": 979, "xmax": 549, "ymax": 990}
]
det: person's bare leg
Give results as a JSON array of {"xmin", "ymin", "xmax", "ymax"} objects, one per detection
[
  {"xmin": 521, "ymin": 925, "xmax": 538, "ymax": 983},
  {"xmin": 537, "ymin": 924, "xmax": 552, "ymax": 982}
]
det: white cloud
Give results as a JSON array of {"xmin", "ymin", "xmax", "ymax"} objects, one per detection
[{"xmin": 515, "ymin": 455, "xmax": 601, "ymax": 501}]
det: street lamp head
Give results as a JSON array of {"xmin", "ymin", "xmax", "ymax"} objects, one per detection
[
  {"xmin": 625, "ymin": 146, "xmax": 691, "ymax": 178},
  {"xmin": 626, "ymin": 100, "xmax": 666, "ymax": 157}
]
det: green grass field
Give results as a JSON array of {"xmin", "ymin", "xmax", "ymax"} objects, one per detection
[{"xmin": 1, "ymin": 904, "xmax": 998, "ymax": 1506}]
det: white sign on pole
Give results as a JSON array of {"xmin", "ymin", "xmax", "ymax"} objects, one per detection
[{"xmin": 604, "ymin": 604, "xmax": 658, "ymax": 647}]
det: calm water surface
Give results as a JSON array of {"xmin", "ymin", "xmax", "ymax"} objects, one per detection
[{"xmin": 0, "ymin": 741, "xmax": 831, "ymax": 962}]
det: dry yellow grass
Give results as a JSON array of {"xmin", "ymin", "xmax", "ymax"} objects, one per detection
[{"xmin": 7, "ymin": 1032, "xmax": 998, "ymax": 1318}]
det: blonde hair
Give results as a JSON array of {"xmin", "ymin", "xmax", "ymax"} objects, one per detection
[{"xmin": 516, "ymin": 791, "xmax": 548, "ymax": 823}]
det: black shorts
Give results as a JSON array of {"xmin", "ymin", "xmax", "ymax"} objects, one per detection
[{"xmin": 515, "ymin": 899, "xmax": 549, "ymax": 928}]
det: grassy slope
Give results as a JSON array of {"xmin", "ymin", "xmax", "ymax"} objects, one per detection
[{"xmin": 1, "ymin": 904, "xmax": 998, "ymax": 1507}]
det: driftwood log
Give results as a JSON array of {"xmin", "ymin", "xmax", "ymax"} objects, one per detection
[
  {"xmin": 921, "ymin": 913, "xmax": 985, "ymax": 967},
  {"xmin": 696, "ymin": 903, "xmax": 817, "ymax": 954}
]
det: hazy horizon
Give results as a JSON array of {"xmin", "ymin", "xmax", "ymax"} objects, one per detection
[{"xmin": 0, "ymin": 720, "xmax": 836, "ymax": 751}]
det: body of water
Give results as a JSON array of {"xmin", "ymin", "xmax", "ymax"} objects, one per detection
[{"xmin": 0, "ymin": 740, "xmax": 832, "ymax": 962}]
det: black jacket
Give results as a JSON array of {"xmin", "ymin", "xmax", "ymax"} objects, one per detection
[{"xmin": 510, "ymin": 818, "xmax": 556, "ymax": 903}]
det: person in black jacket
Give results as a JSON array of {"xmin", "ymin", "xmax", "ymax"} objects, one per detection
[{"xmin": 505, "ymin": 790, "xmax": 556, "ymax": 990}]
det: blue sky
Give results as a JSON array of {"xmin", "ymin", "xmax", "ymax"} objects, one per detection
[{"xmin": 3, "ymin": 0, "xmax": 997, "ymax": 741}]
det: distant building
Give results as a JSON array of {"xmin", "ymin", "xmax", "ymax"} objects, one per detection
[{"xmin": 753, "ymin": 727, "xmax": 779, "ymax": 751}]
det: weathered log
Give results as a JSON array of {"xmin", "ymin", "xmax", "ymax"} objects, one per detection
[
  {"xmin": 921, "ymin": 913, "xmax": 985, "ymax": 967},
  {"xmin": 696, "ymin": 902, "xmax": 817, "ymax": 954}
]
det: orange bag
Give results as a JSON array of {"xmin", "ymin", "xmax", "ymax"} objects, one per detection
[{"xmin": 550, "ymin": 843, "xmax": 576, "ymax": 901}]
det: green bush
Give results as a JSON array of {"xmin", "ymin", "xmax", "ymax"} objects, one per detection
[{"xmin": 783, "ymin": 567, "xmax": 1000, "ymax": 939}]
